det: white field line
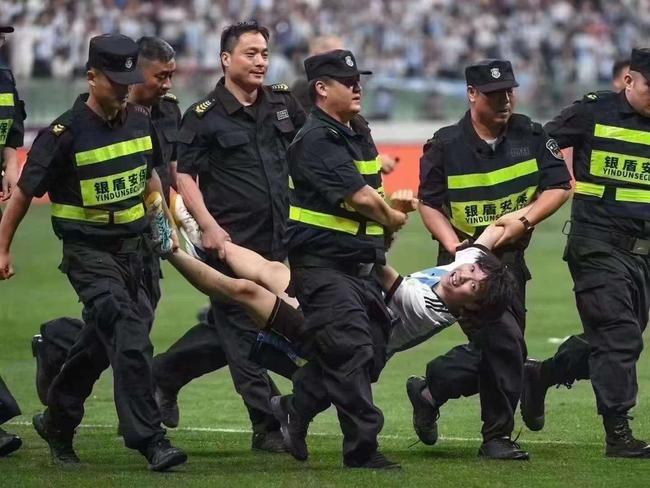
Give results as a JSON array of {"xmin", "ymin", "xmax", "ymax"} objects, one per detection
[{"xmin": 8, "ymin": 420, "xmax": 601, "ymax": 446}]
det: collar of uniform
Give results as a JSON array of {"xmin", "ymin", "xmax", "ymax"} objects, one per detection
[
  {"xmin": 73, "ymin": 92, "xmax": 128, "ymax": 126},
  {"xmin": 311, "ymin": 106, "xmax": 357, "ymax": 138},
  {"xmin": 213, "ymin": 77, "xmax": 267, "ymax": 115},
  {"xmin": 461, "ymin": 110, "xmax": 508, "ymax": 154},
  {"xmin": 618, "ymin": 91, "xmax": 637, "ymax": 115}
]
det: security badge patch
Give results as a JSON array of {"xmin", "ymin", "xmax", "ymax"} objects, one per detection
[
  {"xmin": 546, "ymin": 138, "xmax": 564, "ymax": 160},
  {"xmin": 51, "ymin": 123, "xmax": 66, "ymax": 136},
  {"xmin": 490, "ymin": 67, "xmax": 501, "ymax": 79},
  {"xmin": 276, "ymin": 109, "xmax": 289, "ymax": 121}
]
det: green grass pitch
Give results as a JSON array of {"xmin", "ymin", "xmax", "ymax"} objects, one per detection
[{"xmin": 1, "ymin": 204, "xmax": 650, "ymax": 487}]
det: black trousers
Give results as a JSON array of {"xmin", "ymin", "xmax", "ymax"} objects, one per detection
[
  {"xmin": 563, "ymin": 235, "xmax": 650, "ymax": 417},
  {"xmin": 45, "ymin": 242, "xmax": 165, "ymax": 451},
  {"xmin": 288, "ymin": 266, "xmax": 391, "ymax": 464},
  {"xmin": 425, "ymin": 250, "xmax": 528, "ymax": 441},
  {"xmin": 0, "ymin": 375, "xmax": 21, "ymax": 425}
]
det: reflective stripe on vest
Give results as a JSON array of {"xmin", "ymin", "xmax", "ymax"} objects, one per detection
[
  {"xmin": 574, "ymin": 181, "xmax": 650, "ymax": 204},
  {"xmin": 80, "ymin": 164, "xmax": 148, "ymax": 206},
  {"xmin": 447, "ymin": 158, "xmax": 537, "ymax": 189},
  {"xmin": 589, "ymin": 150, "xmax": 650, "ymax": 186},
  {"xmin": 0, "ymin": 118, "xmax": 13, "ymax": 146},
  {"xmin": 594, "ymin": 124, "xmax": 650, "ymax": 147},
  {"xmin": 354, "ymin": 157, "xmax": 382, "ymax": 175},
  {"xmin": 450, "ymin": 186, "xmax": 537, "ymax": 236},
  {"xmin": 51, "ymin": 202, "xmax": 145, "ymax": 224},
  {"xmin": 289, "ymin": 205, "xmax": 383, "ymax": 236},
  {"xmin": 75, "ymin": 135, "xmax": 152, "ymax": 167},
  {"xmin": 0, "ymin": 93, "xmax": 14, "ymax": 106}
]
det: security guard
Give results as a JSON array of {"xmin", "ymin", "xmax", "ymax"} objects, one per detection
[
  {"xmin": 271, "ymin": 49, "xmax": 407, "ymax": 469},
  {"xmin": 30, "ymin": 36, "xmax": 182, "ymax": 405},
  {"xmin": 0, "ymin": 23, "xmax": 25, "ymax": 458},
  {"xmin": 153, "ymin": 21, "xmax": 306, "ymax": 451},
  {"xmin": 0, "ymin": 34, "xmax": 187, "ymax": 471},
  {"xmin": 416, "ymin": 60, "xmax": 571, "ymax": 460},
  {"xmin": 523, "ymin": 48, "xmax": 650, "ymax": 458}
]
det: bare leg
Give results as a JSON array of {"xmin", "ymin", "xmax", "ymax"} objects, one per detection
[{"xmin": 223, "ymin": 241, "xmax": 290, "ymax": 295}]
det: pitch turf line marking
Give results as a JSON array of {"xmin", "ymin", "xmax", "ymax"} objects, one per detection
[{"xmin": 8, "ymin": 421, "xmax": 601, "ymax": 446}]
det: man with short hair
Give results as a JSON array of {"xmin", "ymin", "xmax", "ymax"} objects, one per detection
[
  {"xmin": 270, "ymin": 49, "xmax": 407, "ymax": 469},
  {"xmin": 416, "ymin": 59, "xmax": 571, "ymax": 460},
  {"xmin": 153, "ymin": 21, "xmax": 306, "ymax": 452},
  {"xmin": 0, "ymin": 23, "xmax": 26, "ymax": 458},
  {"xmin": 31, "ymin": 36, "xmax": 183, "ymax": 407},
  {"xmin": 521, "ymin": 48, "xmax": 650, "ymax": 458},
  {"xmin": 0, "ymin": 34, "xmax": 186, "ymax": 471},
  {"xmin": 612, "ymin": 59, "xmax": 630, "ymax": 92}
]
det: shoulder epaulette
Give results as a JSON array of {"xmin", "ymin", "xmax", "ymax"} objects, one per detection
[
  {"xmin": 325, "ymin": 126, "xmax": 343, "ymax": 143},
  {"xmin": 270, "ymin": 83, "xmax": 290, "ymax": 92},
  {"xmin": 582, "ymin": 90, "xmax": 612, "ymax": 103},
  {"xmin": 49, "ymin": 111, "xmax": 73, "ymax": 137},
  {"xmin": 163, "ymin": 92, "xmax": 178, "ymax": 103},
  {"xmin": 194, "ymin": 98, "xmax": 216, "ymax": 117}
]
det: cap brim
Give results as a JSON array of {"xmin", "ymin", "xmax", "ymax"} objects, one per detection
[
  {"xmin": 358, "ymin": 69, "xmax": 373, "ymax": 75},
  {"xmin": 476, "ymin": 80, "xmax": 519, "ymax": 93},
  {"xmin": 103, "ymin": 68, "xmax": 144, "ymax": 85},
  {"xmin": 0, "ymin": 26, "xmax": 14, "ymax": 33}
]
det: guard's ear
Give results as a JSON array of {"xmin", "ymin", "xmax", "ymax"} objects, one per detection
[
  {"xmin": 221, "ymin": 51, "xmax": 230, "ymax": 71},
  {"xmin": 467, "ymin": 85, "xmax": 479, "ymax": 104},
  {"xmin": 87, "ymin": 69, "xmax": 96, "ymax": 87}
]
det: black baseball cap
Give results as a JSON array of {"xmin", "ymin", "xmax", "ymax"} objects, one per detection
[
  {"xmin": 304, "ymin": 49, "xmax": 372, "ymax": 81},
  {"xmin": 86, "ymin": 34, "xmax": 143, "ymax": 85},
  {"xmin": 0, "ymin": 26, "xmax": 14, "ymax": 33},
  {"xmin": 630, "ymin": 48, "xmax": 650, "ymax": 80},
  {"xmin": 465, "ymin": 59, "xmax": 519, "ymax": 93}
]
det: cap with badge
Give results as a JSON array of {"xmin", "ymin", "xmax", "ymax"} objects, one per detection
[
  {"xmin": 0, "ymin": 25, "xmax": 14, "ymax": 33},
  {"xmin": 629, "ymin": 47, "xmax": 650, "ymax": 80},
  {"xmin": 465, "ymin": 59, "xmax": 519, "ymax": 93},
  {"xmin": 86, "ymin": 34, "xmax": 143, "ymax": 85},
  {"xmin": 304, "ymin": 49, "xmax": 372, "ymax": 81}
]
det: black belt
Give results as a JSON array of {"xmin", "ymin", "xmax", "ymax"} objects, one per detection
[
  {"xmin": 65, "ymin": 235, "xmax": 145, "ymax": 254},
  {"xmin": 289, "ymin": 254, "xmax": 376, "ymax": 277},
  {"xmin": 566, "ymin": 221, "xmax": 650, "ymax": 256}
]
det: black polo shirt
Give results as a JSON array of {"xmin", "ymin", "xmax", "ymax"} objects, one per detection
[
  {"xmin": 150, "ymin": 94, "xmax": 181, "ymax": 201},
  {"xmin": 177, "ymin": 77, "xmax": 306, "ymax": 260},
  {"xmin": 544, "ymin": 91, "xmax": 650, "ymax": 236},
  {"xmin": 287, "ymin": 107, "xmax": 386, "ymax": 264},
  {"xmin": 420, "ymin": 111, "xmax": 571, "ymax": 251}
]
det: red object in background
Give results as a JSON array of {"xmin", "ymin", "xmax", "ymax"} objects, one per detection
[{"xmin": 18, "ymin": 144, "xmax": 425, "ymax": 205}]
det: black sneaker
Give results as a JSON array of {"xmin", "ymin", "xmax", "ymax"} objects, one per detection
[
  {"xmin": 604, "ymin": 416, "xmax": 650, "ymax": 458},
  {"xmin": 270, "ymin": 395, "xmax": 309, "ymax": 461},
  {"xmin": 32, "ymin": 413, "xmax": 80, "ymax": 467},
  {"xmin": 144, "ymin": 438, "xmax": 188, "ymax": 472},
  {"xmin": 478, "ymin": 437, "xmax": 529, "ymax": 460},
  {"xmin": 406, "ymin": 376, "xmax": 439, "ymax": 445},
  {"xmin": 0, "ymin": 427, "xmax": 22, "ymax": 457},
  {"xmin": 251, "ymin": 430, "xmax": 287, "ymax": 453},
  {"xmin": 520, "ymin": 359, "xmax": 548, "ymax": 431},
  {"xmin": 344, "ymin": 451, "xmax": 401, "ymax": 470},
  {"xmin": 154, "ymin": 385, "xmax": 179, "ymax": 428}
]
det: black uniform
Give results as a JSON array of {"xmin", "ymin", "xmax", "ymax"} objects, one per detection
[
  {"xmin": 284, "ymin": 102, "xmax": 392, "ymax": 463},
  {"xmin": 32, "ymin": 93, "xmax": 182, "ymax": 405},
  {"xmin": 419, "ymin": 110, "xmax": 571, "ymax": 441},
  {"xmin": 0, "ymin": 61, "xmax": 25, "ymax": 429},
  {"xmin": 18, "ymin": 93, "xmax": 166, "ymax": 451},
  {"xmin": 542, "ymin": 89, "xmax": 650, "ymax": 417},
  {"xmin": 153, "ymin": 77, "xmax": 306, "ymax": 434}
]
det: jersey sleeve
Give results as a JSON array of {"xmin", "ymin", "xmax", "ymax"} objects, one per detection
[{"xmin": 386, "ymin": 278, "xmax": 457, "ymax": 355}]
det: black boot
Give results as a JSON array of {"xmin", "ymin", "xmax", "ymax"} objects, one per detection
[
  {"xmin": 251, "ymin": 430, "xmax": 287, "ymax": 453},
  {"xmin": 344, "ymin": 451, "xmax": 401, "ymax": 470},
  {"xmin": 478, "ymin": 437, "xmax": 529, "ymax": 460},
  {"xmin": 33, "ymin": 413, "xmax": 80, "ymax": 467},
  {"xmin": 0, "ymin": 427, "xmax": 22, "ymax": 457},
  {"xmin": 520, "ymin": 359, "xmax": 549, "ymax": 431},
  {"xmin": 270, "ymin": 395, "xmax": 309, "ymax": 461},
  {"xmin": 603, "ymin": 416, "xmax": 650, "ymax": 458},
  {"xmin": 406, "ymin": 376, "xmax": 439, "ymax": 445},
  {"xmin": 143, "ymin": 438, "xmax": 187, "ymax": 471}
]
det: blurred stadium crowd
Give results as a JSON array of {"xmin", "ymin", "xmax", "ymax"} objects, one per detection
[{"xmin": 0, "ymin": 0, "xmax": 648, "ymax": 85}]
